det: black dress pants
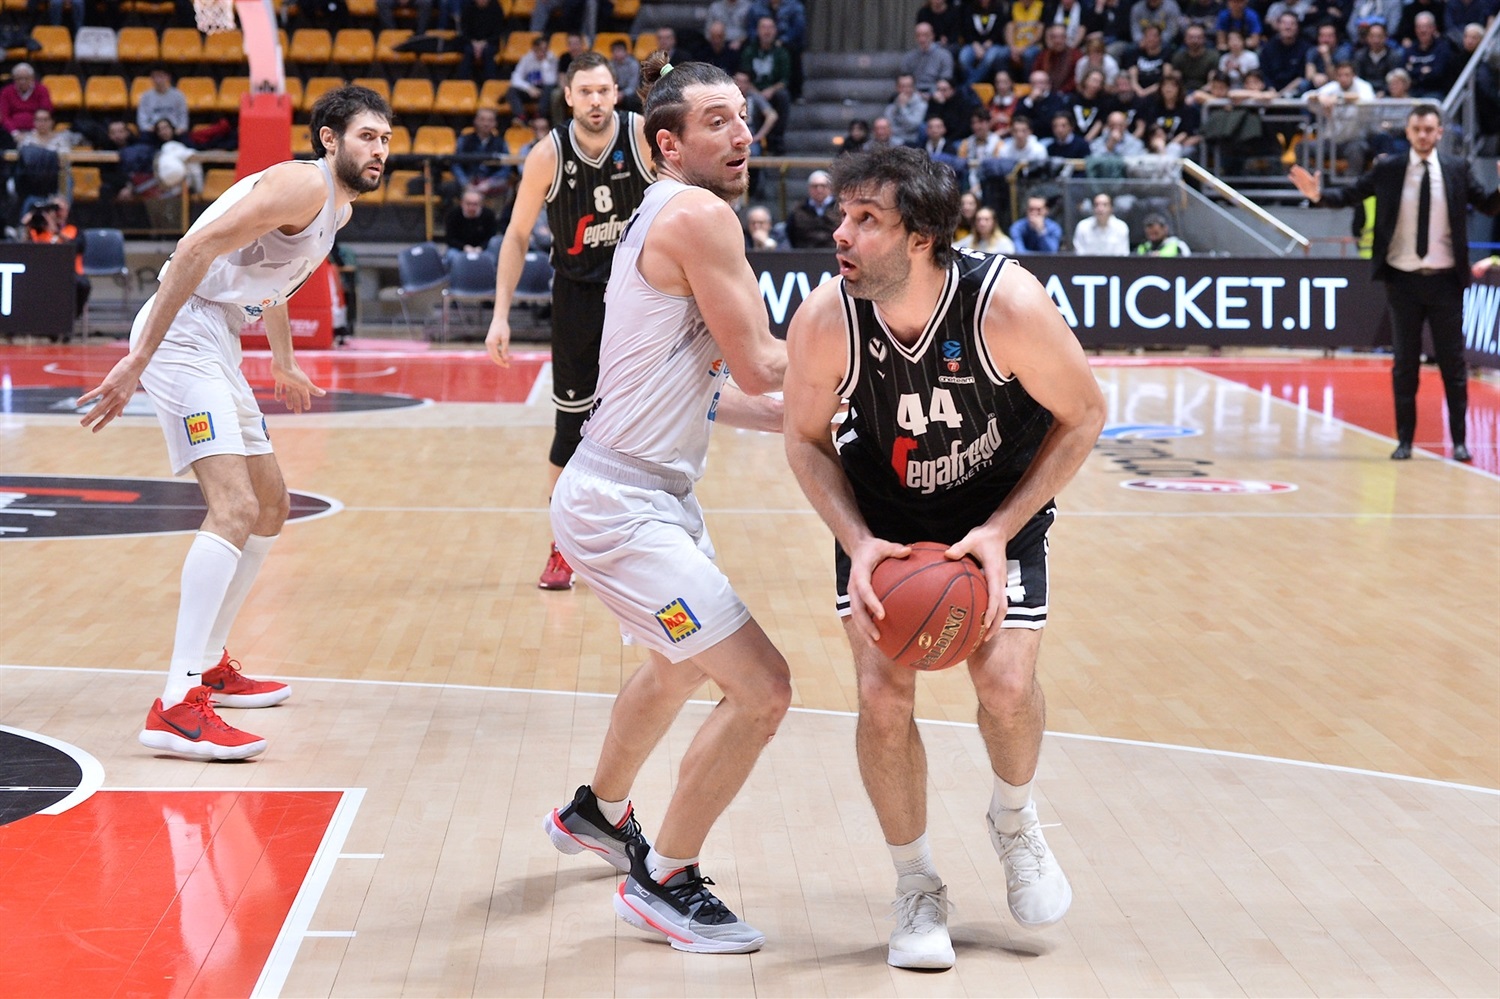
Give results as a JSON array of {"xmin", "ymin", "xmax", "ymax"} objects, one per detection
[{"xmin": 1386, "ymin": 269, "xmax": 1468, "ymax": 447}]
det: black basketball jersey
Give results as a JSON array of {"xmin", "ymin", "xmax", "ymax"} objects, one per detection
[
  {"xmin": 544, "ymin": 110, "xmax": 653, "ymax": 285},
  {"xmin": 836, "ymin": 249, "xmax": 1053, "ymax": 543}
]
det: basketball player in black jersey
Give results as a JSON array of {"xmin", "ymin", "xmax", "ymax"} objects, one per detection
[
  {"xmin": 783, "ymin": 146, "xmax": 1105, "ymax": 971},
  {"xmin": 486, "ymin": 51, "xmax": 655, "ymax": 589}
]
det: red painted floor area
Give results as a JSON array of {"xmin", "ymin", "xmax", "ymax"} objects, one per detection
[{"xmin": 0, "ymin": 790, "xmax": 341, "ymax": 999}]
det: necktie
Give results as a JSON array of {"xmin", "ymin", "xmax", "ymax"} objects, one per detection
[{"xmin": 1416, "ymin": 159, "xmax": 1431, "ymax": 260}]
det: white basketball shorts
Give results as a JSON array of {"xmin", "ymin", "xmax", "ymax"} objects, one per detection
[
  {"xmin": 551, "ymin": 439, "xmax": 752, "ymax": 663},
  {"xmin": 132, "ymin": 293, "xmax": 272, "ymax": 476}
]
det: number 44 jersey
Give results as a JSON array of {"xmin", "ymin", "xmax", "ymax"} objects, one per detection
[
  {"xmin": 835, "ymin": 250, "xmax": 1055, "ymax": 540},
  {"xmin": 544, "ymin": 110, "xmax": 654, "ymax": 284}
]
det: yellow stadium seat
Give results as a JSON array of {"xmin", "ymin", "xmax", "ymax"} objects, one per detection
[
  {"xmin": 203, "ymin": 30, "xmax": 246, "ymax": 65},
  {"xmin": 41, "ymin": 74, "xmax": 83, "ymax": 113},
  {"xmin": 548, "ymin": 32, "xmax": 570, "ymax": 56},
  {"xmin": 593, "ymin": 32, "xmax": 631, "ymax": 57},
  {"xmin": 84, "ymin": 76, "xmax": 130, "ymax": 114},
  {"xmin": 434, "ymin": 79, "xmax": 478, "ymax": 118},
  {"xmin": 288, "ymin": 28, "xmax": 333, "ymax": 65},
  {"xmin": 504, "ymin": 122, "xmax": 533, "ymax": 151},
  {"xmin": 506, "ymin": 0, "xmax": 537, "ymax": 18},
  {"xmin": 216, "ymin": 76, "xmax": 250, "ymax": 113},
  {"xmin": 353, "ymin": 77, "xmax": 393, "ymax": 103},
  {"xmin": 130, "ymin": 75, "xmax": 154, "ymax": 108},
  {"xmin": 346, "ymin": 0, "xmax": 378, "ymax": 15},
  {"xmin": 196, "ymin": 168, "xmax": 238, "ymax": 202},
  {"xmin": 291, "ymin": 127, "xmax": 315, "ymax": 155},
  {"xmin": 116, "ymin": 26, "xmax": 159, "ymax": 63},
  {"xmin": 282, "ymin": 76, "xmax": 304, "ymax": 110},
  {"xmin": 160, "ymin": 27, "xmax": 204, "ymax": 64},
  {"xmin": 971, "ymin": 82, "xmax": 994, "ymax": 105},
  {"xmin": 375, "ymin": 29, "xmax": 415, "ymax": 64},
  {"xmin": 31, "ymin": 25, "xmax": 73, "ymax": 63},
  {"xmin": 302, "ymin": 76, "xmax": 344, "ymax": 112},
  {"xmin": 391, "ymin": 78, "xmax": 435, "ymax": 117},
  {"xmin": 178, "ymin": 76, "xmax": 219, "ymax": 114},
  {"xmin": 355, "ymin": 175, "xmax": 384, "ymax": 203},
  {"xmin": 613, "ymin": 0, "xmax": 639, "ymax": 16},
  {"xmin": 633, "ymin": 34, "xmax": 658, "ymax": 61},
  {"xmin": 332, "ymin": 28, "xmax": 376, "ymax": 65},
  {"xmin": 479, "ymin": 79, "xmax": 510, "ymax": 111},
  {"xmin": 500, "ymin": 32, "xmax": 539, "ymax": 66},
  {"xmin": 421, "ymin": 30, "xmax": 463, "ymax": 67},
  {"xmin": 71, "ymin": 165, "xmax": 102, "ymax": 201},
  {"xmin": 413, "ymin": 125, "xmax": 456, "ymax": 155},
  {"xmin": 383, "ymin": 169, "xmax": 430, "ymax": 204},
  {"xmin": 387, "ymin": 125, "xmax": 413, "ymax": 155}
]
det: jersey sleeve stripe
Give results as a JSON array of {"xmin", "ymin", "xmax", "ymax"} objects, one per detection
[
  {"xmin": 543, "ymin": 130, "xmax": 565, "ymax": 204},
  {"xmin": 973, "ymin": 254, "xmax": 1011, "ymax": 385},
  {"xmin": 834, "ymin": 281, "xmax": 860, "ymax": 400}
]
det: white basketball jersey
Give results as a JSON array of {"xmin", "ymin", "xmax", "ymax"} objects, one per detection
[
  {"xmin": 582, "ymin": 180, "xmax": 729, "ymax": 480},
  {"xmin": 162, "ymin": 158, "xmax": 346, "ymax": 318}
]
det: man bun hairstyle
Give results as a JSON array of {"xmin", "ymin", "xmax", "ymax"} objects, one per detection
[
  {"xmin": 638, "ymin": 53, "xmax": 734, "ymax": 164},
  {"xmin": 309, "ymin": 84, "xmax": 393, "ymax": 157},
  {"xmin": 831, "ymin": 146, "xmax": 962, "ymax": 268}
]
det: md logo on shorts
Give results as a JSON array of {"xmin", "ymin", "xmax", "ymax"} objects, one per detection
[
  {"xmin": 655, "ymin": 598, "xmax": 701, "ymax": 644},
  {"xmin": 183, "ymin": 412, "xmax": 215, "ymax": 446}
]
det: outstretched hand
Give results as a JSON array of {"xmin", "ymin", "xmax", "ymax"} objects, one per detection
[
  {"xmin": 1287, "ymin": 164, "xmax": 1322, "ymax": 202},
  {"xmin": 77, "ymin": 354, "xmax": 145, "ymax": 433},
  {"xmin": 270, "ymin": 357, "xmax": 326, "ymax": 412}
]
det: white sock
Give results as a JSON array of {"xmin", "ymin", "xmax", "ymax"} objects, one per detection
[
  {"xmin": 888, "ymin": 833, "xmax": 941, "ymax": 888},
  {"xmin": 595, "ymin": 792, "xmax": 629, "ymax": 828},
  {"xmin": 646, "ymin": 847, "xmax": 697, "ymax": 885},
  {"xmin": 162, "ymin": 532, "xmax": 241, "ymax": 707},
  {"xmin": 201, "ymin": 533, "xmax": 277, "ymax": 669},
  {"xmin": 989, "ymin": 776, "xmax": 1035, "ymax": 835}
]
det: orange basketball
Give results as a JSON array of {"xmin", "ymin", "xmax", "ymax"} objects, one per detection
[{"xmin": 869, "ymin": 543, "xmax": 989, "ymax": 671}]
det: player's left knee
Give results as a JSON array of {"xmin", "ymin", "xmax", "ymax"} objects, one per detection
[{"xmin": 971, "ymin": 659, "xmax": 1039, "ymax": 713}]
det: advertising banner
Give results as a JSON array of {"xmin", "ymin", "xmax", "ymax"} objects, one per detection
[
  {"xmin": 1463, "ymin": 267, "xmax": 1500, "ymax": 370},
  {"xmin": 0, "ymin": 243, "xmax": 74, "ymax": 341}
]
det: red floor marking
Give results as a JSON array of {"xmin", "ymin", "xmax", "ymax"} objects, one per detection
[
  {"xmin": 0, "ymin": 790, "xmax": 341, "ymax": 999},
  {"xmin": 0, "ymin": 344, "xmax": 549, "ymax": 404}
]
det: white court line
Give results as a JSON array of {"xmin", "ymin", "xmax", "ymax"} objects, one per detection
[
  {"xmin": 3, "ymin": 663, "xmax": 1494, "ymax": 797},
  {"xmin": 252, "ymin": 786, "xmax": 366, "ymax": 999},
  {"xmin": 524, "ymin": 361, "xmax": 552, "ymax": 407},
  {"xmin": 301, "ymin": 931, "xmax": 356, "ymax": 938},
  {"xmin": 0, "ymin": 723, "xmax": 104, "ymax": 815}
]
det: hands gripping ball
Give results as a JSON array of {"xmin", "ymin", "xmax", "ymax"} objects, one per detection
[{"xmin": 870, "ymin": 543, "xmax": 989, "ymax": 671}]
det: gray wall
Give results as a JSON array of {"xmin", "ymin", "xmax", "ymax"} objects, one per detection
[{"xmin": 809, "ymin": 0, "xmax": 914, "ymax": 52}]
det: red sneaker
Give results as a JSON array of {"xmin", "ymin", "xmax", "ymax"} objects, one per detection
[
  {"xmin": 139, "ymin": 687, "xmax": 267, "ymax": 761},
  {"xmin": 197, "ymin": 651, "xmax": 291, "ymax": 708},
  {"xmin": 539, "ymin": 542, "xmax": 575, "ymax": 590}
]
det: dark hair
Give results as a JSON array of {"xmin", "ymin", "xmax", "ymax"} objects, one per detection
[
  {"xmin": 1409, "ymin": 102, "xmax": 1443, "ymax": 123},
  {"xmin": 309, "ymin": 84, "xmax": 393, "ymax": 157},
  {"xmin": 638, "ymin": 53, "xmax": 734, "ymax": 163},
  {"xmin": 565, "ymin": 50, "xmax": 613, "ymax": 86},
  {"xmin": 831, "ymin": 146, "xmax": 961, "ymax": 268}
]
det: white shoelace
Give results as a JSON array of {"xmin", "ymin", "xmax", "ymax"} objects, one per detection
[{"xmin": 891, "ymin": 885, "xmax": 952, "ymax": 933}]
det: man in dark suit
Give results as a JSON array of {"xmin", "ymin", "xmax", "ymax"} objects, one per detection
[{"xmin": 1290, "ymin": 103, "xmax": 1500, "ymax": 462}]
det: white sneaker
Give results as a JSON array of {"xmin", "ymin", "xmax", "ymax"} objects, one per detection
[
  {"xmin": 987, "ymin": 803, "xmax": 1073, "ymax": 927},
  {"xmin": 887, "ymin": 874, "xmax": 955, "ymax": 970}
]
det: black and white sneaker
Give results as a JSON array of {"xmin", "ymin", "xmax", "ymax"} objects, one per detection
[
  {"xmin": 544, "ymin": 784, "xmax": 649, "ymax": 873},
  {"xmin": 613, "ymin": 841, "xmax": 766, "ymax": 954}
]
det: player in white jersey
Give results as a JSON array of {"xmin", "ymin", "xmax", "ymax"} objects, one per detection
[
  {"xmin": 541, "ymin": 55, "xmax": 789, "ymax": 954},
  {"xmin": 78, "ymin": 86, "xmax": 392, "ymax": 762}
]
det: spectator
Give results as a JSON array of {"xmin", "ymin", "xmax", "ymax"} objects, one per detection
[
  {"xmin": 28, "ymin": 0, "xmax": 84, "ymax": 31},
  {"xmin": 903, "ymin": 20, "xmax": 957, "ymax": 94},
  {"xmin": 1071, "ymin": 68, "xmax": 1113, "ymax": 139},
  {"xmin": 1307, "ymin": 22, "xmax": 1345, "ymax": 88},
  {"xmin": 653, "ymin": 26, "xmax": 689, "ymax": 65},
  {"xmin": 869, "ymin": 116, "xmax": 896, "ymax": 149},
  {"xmin": 527, "ymin": 0, "xmax": 610, "ymax": 34},
  {"xmin": 957, "ymin": 109, "xmax": 1003, "ymax": 192},
  {"xmin": 450, "ymin": 107, "xmax": 511, "ymax": 199},
  {"xmin": 987, "ymin": 69, "xmax": 1020, "ymax": 134},
  {"xmin": 884, "ymin": 73, "xmax": 929, "ymax": 146},
  {"xmin": 1457, "ymin": 22, "xmax": 1488, "ymax": 69},
  {"xmin": 1216, "ymin": 0, "xmax": 1264, "ymax": 49},
  {"xmin": 1112, "ymin": 71, "xmax": 1144, "ymax": 128},
  {"xmin": 22, "ymin": 198, "xmax": 88, "ymax": 319},
  {"xmin": 1135, "ymin": 212, "xmax": 1192, "ymax": 253},
  {"xmin": 1046, "ymin": 0, "xmax": 1100, "ymax": 49},
  {"xmin": 785, "ymin": 170, "xmax": 842, "ymax": 248},
  {"xmin": 1179, "ymin": 0, "xmax": 1225, "ymax": 32},
  {"xmin": 138, "ymin": 69, "xmax": 191, "ymax": 136},
  {"xmin": 555, "ymin": 32, "xmax": 588, "ymax": 78},
  {"xmin": 378, "ymin": 0, "xmax": 432, "ymax": 33},
  {"xmin": 1354, "ymin": 20, "xmax": 1405, "ymax": 92},
  {"xmin": 1218, "ymin": 28, "xmax": 1262, "ymax": 84},
  {"xmin": 1035, "ymin": 24, "xmax": 1085, "ymax": 93},
  {"xmin": 704, "ymin": 0, "xmax": 753, "ymax": 49},
  {"xmin": 609, "ymin": 39, "xmax": 642, "ymax": 110},
  {"xmin": 1009, "ymin": 194, "xmax": 1064, "ymax": 252},
  {"xmin": 1007, "ymin": 0, "xmax": 1049, "ymax": 73},
  {"xmin": 1046, "ymin": 110, "xmax": 1093, "ymax": 156},
  {"xmin": 1448, "ymin": 0, "xmax": 1492, "ymax": 46},
  {"xmin": 838, "ymin": 118, "xmax": 872, "ymax": 156},
  {"xmin": 955, "ymin": 204, "xmax": 1017, "ymax": 253},
  {"xmin": 1130, "ymin": 0, "xmax": 1183, "ymax": 48},
  {"xmin": 98, "ymin": 120, "xmax": 138, "ymax": 206},
  {"xmin": 960, "ymin": 0, "xmax": 1011, "ymax": 86},
  {"xmin": 1261, "ymin": 12, "xmax": 1316, "ymax": 95},
  {"xmin": 1020, "ymin": 69, "xmax": 1070, "ymax": 131},
  {"xmin": 1073, "ymin": 191, "xmax": 1131, "ymax": 254},
  {"xmin": 919, "ymin": 0, "xmax": 968, "ymax": 55},
  {"xmin": 509, "ymin": 34, "xmax": 558, "ymax": 122},
  {"xmin": 459, "ymin": 0, "xmax": 506, "ymax": 83},
  {"xmin": 997, "ymin": 113, "xmax": 1051, "ymax": 166},
  {"xmin": 1142, "ymin": 120, "xmax": 1188, "ymax": 156},
  {"xmin": 1396, "ymin": 0, "xmax": 1447, "ymax": 48},
  {"xmin": 1347, "ymin": 0, "xmax": 1404, "ymax": 44},
  {"xmin": 1264, "ymin": 0, "xmax": 1317, "ymax": 28},
  {"xmin": 1139, "ymin": 75, "xmax": 1201, "ymax": 151},
  {"xmin": 15, "ymin": 108, "xmax": 82, "ymax": 156},
  {"xmin": 1405, "ymin": 12, "xmax": 1457, "ymax": 97},
  {"xmin": 0, "ymin": 64, "xmax": 51, "ymax": 136},
  {"xmin": 734, "ymin": 67, "xmax": 779, "ymax": 194},
  {"xmin": 742, "ymin": 15, "xmax": 792, "ymax": 152},
  {"xmin": 1074, "ymin": 31, "xmax": 1122, "ymax": 88},
  {"xmin": 1306, "ymin": 59, "xmax": 1376, "ymax": 172},
  {"xmin": 915, "ymin": 115, "xmax": 966, "ymax": 180},
  {"xmin": 927, "ymin": 76, "xmax": 976, "ymax": 140},
  {"xmin": 444, "ymin": 187, "xmax": 498, "ymax": 258},
  {"xmin": 1089, "ymin": 0, "xmax": 1134, "ymax": 53},
  {"xmin": 1172, "ymin": 24, "xmax": 1221, "ymax": 92},
  {"xmin": 698, "ymin": 21, "xmax": 743, "ymax": 77},
  {"xmin": 955, "ymin": 190, "xmax": 980, "ymax": 240},
  {"xmin": 744, "ymin": 203, "xmax": 787, "ymax": 250},
  {"xmin": 1091, "ymin": 108, "xmax": 1146, "ymax": 154},
  {"xmin": 515, "ymin": 113, "xmax": 551, "ymax": 158},
  {"xmin": 1126, "ymin": 24, "xmax": 1169, "ymax": 99},
  {"xmin": 750, "ymin": 0, "xmax": 808, "ymax": 100}
]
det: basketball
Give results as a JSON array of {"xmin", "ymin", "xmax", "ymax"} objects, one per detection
[{"xmin": 870, "ymin": 543, "xmax": 989, "ymax": 671}]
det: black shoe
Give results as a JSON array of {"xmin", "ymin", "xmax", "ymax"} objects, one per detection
[
  {"xmin": 1390, "ymin": 443, "xmax": 1413, "ymax": 460},
  {"xmin": 1452, "ymin": 444, "xmax": 1472, "ymax": 462},
  {"xmin": 543, "ymin": 784, "xmax": 649, "ymax": 872},
  {"xmin": 612, "ymin": 841, "xmax": 766, "ymax": 953}
]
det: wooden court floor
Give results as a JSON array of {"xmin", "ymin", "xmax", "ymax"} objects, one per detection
[{"xmin": 0, "ymin": 345, "xmax": 1496, "ymax": 997}]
